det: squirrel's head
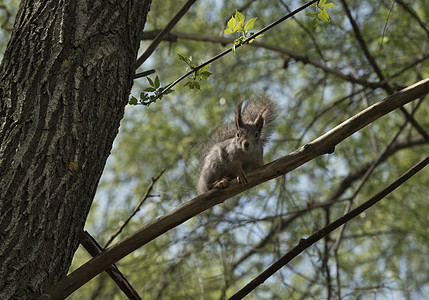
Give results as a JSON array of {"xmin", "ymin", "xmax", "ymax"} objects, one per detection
[{"xmin": 235, "ymin": 98, "xmax": 264, "ymax": 152}]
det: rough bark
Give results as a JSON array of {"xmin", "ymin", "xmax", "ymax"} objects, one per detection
[{"xmin": 0, "ymin": 0, "xmax": 151, "ymax": 298}]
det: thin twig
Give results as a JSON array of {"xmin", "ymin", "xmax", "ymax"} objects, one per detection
[
  {"xmin": 104, "ymin": 169, "xmax": 165, "ymax": 248},
  {"xmin": 133, "ymin": 0, "xmax": 197, "ymax": 70},
  {"xmin": 228, "ymin": 155, "xmax": 429, "ymax": 300},
  {"xmin": 134, "ymin": 69, "xmax": 156, "ymax": 79},
  {"xmin": 379, "ymin": 0, "xmax": 396, "ymax": 51}
]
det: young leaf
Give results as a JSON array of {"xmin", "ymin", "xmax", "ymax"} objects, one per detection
[
  {"xmin": 200, "ymin": 71, "xmax": 212, "ymax": 79},
  {"xmin": 311, "ymin": 17, "xmax": 319, "ymax": 28},
  {"xmin": 306, "ymin": 12, "xmax": 317, "ymax": 17},
  {"xmin": 144, "ymin": 87, "xmax": 156, "ymax": 92},
  {"xmin": 227, "ymin": 17, "xmax": 236, "ymax": 32},
  {"xmin": 319, "ymin": 0, "xmax": 327, "ymax": 7},
  {"xmin": 234, "ymin": 10, "xmax": 245, "ymax": 23},
  {"xmin": 244, "ymin": 17, "xmax": 257, "ymax": 31},
  {"xmin": 199, "ymin": 64, "xmax": 209, "ymax": 73},
  {"xmin": 147, "ymin": 77, "xmax": 154, "ymax": 87},
  {"xmin": 319, "ymin": 9, "xmax": 330, "ymax": 22},
  {"xmin": 323, "ymin": 2, "xmax": 335, "ymax": 9},
  {"xmin": 154, "ymin": 75, "xmax": 160, "ymax": 88},
  {"xmin": 224, "ymin": 28, "xmax": 234, "ymax": 35}
]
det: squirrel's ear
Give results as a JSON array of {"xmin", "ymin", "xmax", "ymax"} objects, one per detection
[
  {"xmin": 255, "ymin": 114, "xmax": 264, "ymax": 131},
  {"xmin": 235, "ymin": 98, "xmax": 244, "ymax": 129},
  {"xmin": 254, "ymin": 103, "xmax": 271, "ymax": 131}
]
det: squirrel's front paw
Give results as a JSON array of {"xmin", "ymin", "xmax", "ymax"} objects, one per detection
[
  {"xmin": 237, "ymin": 173, "xmax": 248, "ymax": 185},
  {"xmin": 212, "ymin": 178, "xmax": 229, "ymax": 189}
]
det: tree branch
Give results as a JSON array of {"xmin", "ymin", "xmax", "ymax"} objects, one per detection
[
  {"xmin": 80, "ymin": 231, "xmax": 142, "ymax": 300},
  {"xmin": 40, "ymin": 77, "xmax": 429, "ymax": 299}
]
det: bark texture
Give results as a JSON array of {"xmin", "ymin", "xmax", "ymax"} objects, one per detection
[{"xmin": 0, "ymin": 0, "xmax": 151, "ymax": 298}]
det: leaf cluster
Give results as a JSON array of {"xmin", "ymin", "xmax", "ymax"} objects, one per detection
[
  {"xmin": 224, "ymin": 9, "xmax": 264, "ymax": 51},
  {"xmin": 178, "ymin": 54, "xmax": 212, "ymax": 90},
  {"xmin": 129, "ymin": 75, "xmax": 174, "ymax": 106},
  {"xmin": 307, "ymin": 0, "xmax": 335, "ymax": 27}
]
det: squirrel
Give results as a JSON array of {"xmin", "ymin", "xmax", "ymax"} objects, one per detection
[{"xmin": 196, "ymin": 95, "xmax": 278, "ymax": 194}]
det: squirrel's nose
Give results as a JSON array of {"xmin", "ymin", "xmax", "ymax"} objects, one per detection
[{"xmin": 244, "ymin": 141, "xmax": 250, "ymax": 149}]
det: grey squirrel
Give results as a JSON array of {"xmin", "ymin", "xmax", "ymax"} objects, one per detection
[{"xmin": 196, "ymin": 96, "xmax": 278, "ymax": 194}]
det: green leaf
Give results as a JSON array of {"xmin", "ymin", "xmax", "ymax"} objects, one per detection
[
  {"xmin": 129, "ymin": 96, "xmax": 138, "ymax": 105},
  {"xmin": 311, "ymin": 17, "xmax": 319, "ymax": 28},
  {"xmin": 224, "ymin": 28, "xmax": 234, "ymax": 35},
  {"xmin": 227, "ymin": 17, "xmax": 236, "ymax": 31},
  {"xmin": 154, "ymin": 75, "xmax": 160, "ymax": 88},
  {"xmin": 200, "ymin": 71, "xmax": 212, "ymax": 79},
  {"xmin": 234, "ymin": 10, "xmax": 245, "ymax": 23},
  {"xmin": 199, "ymin": 64, "xmax": 209, "ymax": 73},
  {"xmin": 318, "ymin": 9, "xmax": 330, "ymax": 22},
  {"xmin": 319, "ymin": 0, "xmax": 327, "ymax": 7},
  {"xmin": 147, "ymin": 77, "xmax": 154, "ymax": 87},
  {"xmin": 144, "ymin": 87, "xmax": 156, "ymax": 92},
  {"xmin": 323, "ymin": 2, "xmax": 335, "ymax": 9},
  {"xmin": 307, "ymin": 12, "xmax": 317, "ymax": 17},
  {"xmin": 235, "ymin": 26, "xmax": 243, "ymax": 33},
  {"xmin": 244, "ymin": 17, "xmax": 257, "ymax": 31},
  {"xmin": 177, "ymin": 53, "xmax": 186, "ymax": 61}
]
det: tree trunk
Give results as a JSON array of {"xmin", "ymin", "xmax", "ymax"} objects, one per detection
[{"xmin": 0, "ymin": 1, "xmax": 151, "ymax": 298}]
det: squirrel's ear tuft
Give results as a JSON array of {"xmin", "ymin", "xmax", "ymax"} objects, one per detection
[
  {"xmin": 254, "ymin": 114, "xmax": 264, "ymax": 131},
  {"xmin": 235, "ymin": 98, "xmax": 245, "ymax": 129}
]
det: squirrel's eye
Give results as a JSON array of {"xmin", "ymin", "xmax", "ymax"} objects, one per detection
[
  {"xmin": 236, "ymin": 132, "xmax": 240, "ymax": 138},
  {"xmin": 255, "ymin": 132, "xmax": 259, "ymax": 139}
]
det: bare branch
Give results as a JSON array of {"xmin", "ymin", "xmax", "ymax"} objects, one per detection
[{"xmin": 80, "ymin": 231, "xmax": 142, "ymax": 300}]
